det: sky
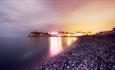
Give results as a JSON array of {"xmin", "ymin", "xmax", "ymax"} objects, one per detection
[{"xmin": 0, "ymin": 0, "xmax": 115, "ymax": 37}]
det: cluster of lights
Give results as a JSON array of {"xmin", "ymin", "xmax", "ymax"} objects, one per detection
[
  {"xmin": 48, "ymin": 32, "xmax": 85, "ymax": 36},
  {"xmin": 75, "ymin": 33, "xmax": 83, "ymax": 36},
  {"xmin": 49, "ymin": 32, "xmax": 59, "ymax": 35}
]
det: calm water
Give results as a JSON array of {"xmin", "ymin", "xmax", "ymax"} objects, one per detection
[{"xmin": 0, "ymin": 37, "xmax": 77, "ymax": 70}]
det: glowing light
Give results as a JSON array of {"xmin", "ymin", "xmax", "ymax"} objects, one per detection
[
  {"xmin": 49, "ymin": 36, "xmax": 77, "ymax": 57},
  {"xmin": 67, "ymin": 34, "xmax": 71, "ymax": 36},
  {"xmin": 67, "ymin": 37, "xmax": 72, "ymax": 45},
  {"xmin": 67, "ymin": 37, "xmax": 77, "ymax": 45},
  {"xmin": 49, "ymin": 37, "xmax": 62, "ymax": 57},
  {"xmin": 75, "ymin": 33, "xmax": 83, "ymax": 36},
  {"xmin": 49, "ymin": 32, "xmax": 59, "ymax": 35}
]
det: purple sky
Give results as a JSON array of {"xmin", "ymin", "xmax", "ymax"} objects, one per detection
[{"xmin": 0, "ymin": 0, "xmax": 115, "ymax": 37}]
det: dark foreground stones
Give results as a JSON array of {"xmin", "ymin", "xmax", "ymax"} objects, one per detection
[{"xmin": 39, "ymin": 35, "xmax": 115, "ymax": 70}]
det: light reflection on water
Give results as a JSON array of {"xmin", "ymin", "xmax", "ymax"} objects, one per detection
[
  {"xmin": 49, "ymin": 37, "xmax": 77, "ymax": 57},
  {"xmin": 49, "ymin": 37, "xmax": 63, "ymax": 56},
  {"xmin": 0, "ymin": 37, "xmax": 77, "ymax": 69}
]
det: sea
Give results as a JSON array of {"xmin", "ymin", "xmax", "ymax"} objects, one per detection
[{"xmin": 0, "ymin": 37, "xmax": 77, "ymax": 70}]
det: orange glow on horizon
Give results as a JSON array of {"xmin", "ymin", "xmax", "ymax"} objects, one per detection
[{"xmin": 60, "ymin": 0, "xmax": 115, "ymax": 33}]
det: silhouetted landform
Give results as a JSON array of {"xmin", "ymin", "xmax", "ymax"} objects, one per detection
[
  {"xmin": 29, "ymin": 32, "xmax": 50, "ymax": 37},
  {"xmin": 112, "ymin": 27, "xmax": 115, "ymax": 31},
  {"xmin": 28, "ymin": 31, "xmax": 91, "ymax": 37},
  {"xmin": 95, "ymin": 29, "xmax": 115, "ymax": 38},
  {"xmin": 39, "ymin": 30, "xmax": 115, "ymax": 70}
]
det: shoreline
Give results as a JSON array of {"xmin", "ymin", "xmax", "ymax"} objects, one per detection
[{"xmin": 39, "ymin": 31, "xmax": 115, "ymax": 70}]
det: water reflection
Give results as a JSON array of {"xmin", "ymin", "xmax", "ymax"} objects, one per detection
[
  {"xmin": 49, "ymin": 37, "xmax": 62, "ymax": 56},
  {"xmin": 0, "ymin": 37, "xmax": 77, "ymax": 69},
  {"xmin": 49, "ymin": 37, "xmax": 77, "ymax": 57}
]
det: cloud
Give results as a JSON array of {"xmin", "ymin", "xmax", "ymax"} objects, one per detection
[
  {"xmin": 0, "ymin": 0, "xmax": 59, "ymax": 37},
  {"xmin": 0, "ymin": 0, "xmax": 114, "ymax": 37},
  {"xmin": 61, "ymin": 0, "xmax": 115, "ymax": 33}
]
